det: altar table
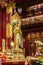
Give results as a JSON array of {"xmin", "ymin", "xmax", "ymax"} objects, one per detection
[{"xmin": 2, "ymin": 61, "xmax": 25, "ymax": 65}]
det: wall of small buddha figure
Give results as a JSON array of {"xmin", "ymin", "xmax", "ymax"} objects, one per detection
[{"xmin": 24, "ymin": 31, "xmax": 43, "ymax": 56}]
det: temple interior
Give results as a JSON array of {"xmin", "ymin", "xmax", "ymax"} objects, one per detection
[{"xmin": 0, "ymin": 0, "xmax": 43, "ymax": 65}]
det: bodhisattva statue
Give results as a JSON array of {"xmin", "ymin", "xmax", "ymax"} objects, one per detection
[
  {"xmin": 11, "ymin": 13, "xmax": 22, "ymax": 52},
  {"xmin": 13, "ymin": 20, "xmax": 22, "ymax": 49}
]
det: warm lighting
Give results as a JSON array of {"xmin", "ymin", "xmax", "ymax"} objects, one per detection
[
  {"xmin": 6, "ymin": 6, "xmax": 13, "ymax": 14},
  {"xmin": 2, "ymin": 39, "xmax": 6, "ymax": 52},
  {"xmin": 28, "ymin": 34, "xmax": 30, "ymax": 39},
  {"xmin": 6, "ymin": 1, "xmax": 16, "ymax": 14},
  {"xmin": 34, "ymin": 5, "xmax": 37, "ymax": 10},
  {"xmin": 6, "ymin": 23, "xmax": 12, "ymax": 38},
  {"xmin": 11, "ymin": 41, "xmax": 14, "ymax": 47},
  {"xmin": 35, "ymin": 40, "xmax": 43, "ymax": 45},
  {"xmin": 0, "ymin": 0, "xmax": 7, "ymax": 8},
  {"xmin": 21, "ymin": 15, "xmax": 43, "ymax": 25}
]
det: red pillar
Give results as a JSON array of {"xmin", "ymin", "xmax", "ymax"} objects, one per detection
[
  {"xmin": 25, "ymin": 35, "xmax": 29, "ymax": 56},
  {"xmin": 1, "ymin": 7, "xmax": 6, "ymax": 51},
  {"xmin": 2, "ymin": 8, "xmax": 6, "ymax": 39},
  {"xmin": 0, "ymin": 7, "xmax": 2, "ymax": 51}
]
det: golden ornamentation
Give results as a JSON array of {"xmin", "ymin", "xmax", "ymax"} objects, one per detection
[
  {"xmin": 2, "ymin": 39, "xmax": 6, "ymax": 52},
  {"xmin": 6, "ymin": 6, "xmax": 13, "ymax": 14},
  {"xmin": 10, "ymin": 13, "xmax": 22, "ymax": 52},
  {"xmin": 6, "ymin": 2, "xmax": 16, "ymax": 14},
  {"xmin": 6, "ymin": 23, "xmax": 12, "ymax": 38}
]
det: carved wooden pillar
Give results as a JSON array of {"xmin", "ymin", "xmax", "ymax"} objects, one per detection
[
  {"xmin": 0, "ymin": 7, "xmax": 2, "ymax": 51},
  {"xmin": 0, "ymin": 7, "xmax": 6, "ymax": 51},
  {"xmin": 25, "ymin": 35, "xmax": 29, "ymax": 56},
  {"xmin": 6, "ymin": 13, "xmax": 12, "ymax": 49},
  {"xmin": 2, "ymin": 7, "xmax": 6, "ymax": 39},
  {"xmin": 6, "ymin": 6, "xmax": 13, "ymax": 49}
]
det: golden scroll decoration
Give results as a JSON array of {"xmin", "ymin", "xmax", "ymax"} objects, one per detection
[
  {"xmin": 2, "ymin": 39, "xmax": 6, "ymax": 52},
  {"xmin": 6, "ymin": 23, "xmax": 12, "ymax": 38},
  {"xmin": 6, "ymin": 2, "xmax": 16, "ymax": 14}
]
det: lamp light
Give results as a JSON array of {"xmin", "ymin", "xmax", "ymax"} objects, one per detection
[{"xmin": 11, "ymin": 41, "xmax": 14, "ymax": 47}]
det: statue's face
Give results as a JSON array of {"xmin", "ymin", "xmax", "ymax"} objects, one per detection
[
  {"xmin": 12, "ymin": 19, "xmax": 21, "ymax": 28},
  {"xmin": 14, "ymin": 20, "xmax": 17, "ymax": 25},
  {"xmin": 12, "ymin": 20, "xmax": 18, "ymax": 27}
]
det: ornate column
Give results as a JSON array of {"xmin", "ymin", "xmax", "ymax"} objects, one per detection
[
  {"xmin": 1, "ymin": 7, "xmax": 6, "ymax": 52},
  {"xmin": 2, "ymin": 7, "xmax": 6, "ymax": 39},
  {"xmin": 6, "ymin": 2, "xmax": 16, "ymax": 50},
  {"xmin": 0, "ymin": 7, "xmax": 2, "ymax": 51},
  {"xmin": 25, "ymin": 35, "xmax": 29, "ymax": 56},
  {"xmin": 6, "ymin": 6, "xmax": 13, "ymax": 50}
]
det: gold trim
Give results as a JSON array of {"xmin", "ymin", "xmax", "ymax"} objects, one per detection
[{"xmin": 10, "ymin": 12, "xmax": 21, "ymax": 24}]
